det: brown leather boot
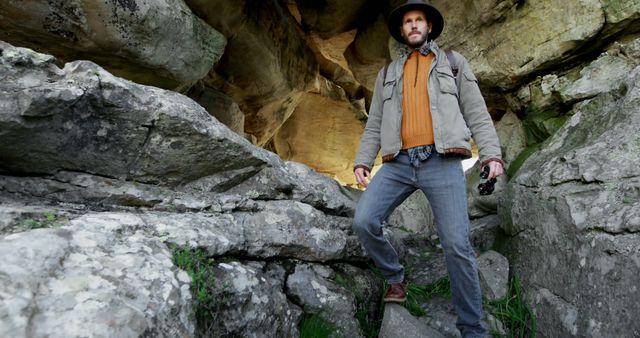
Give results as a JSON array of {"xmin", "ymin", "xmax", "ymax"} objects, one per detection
[{"xmin": 384, "ymin": 281, "xmax": 408, "ymax": 303}]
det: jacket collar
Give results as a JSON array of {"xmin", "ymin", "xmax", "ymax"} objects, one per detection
[{"xmin": 399, "ymin": 40, "xmax": 439, "ymax": 59}]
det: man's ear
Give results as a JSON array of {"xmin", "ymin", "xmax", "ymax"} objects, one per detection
[{"xmin": 428, "ymin": 22, "xmax": 433, "ymax": 33}]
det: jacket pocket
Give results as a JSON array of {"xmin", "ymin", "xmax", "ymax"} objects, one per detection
[
  {"xmin": 463, "ymin": 70, "xmax": 478, "ymax": 84},
  {"xmin": 464, "ymin": 126, "xmax": 472, "ymax": 141},
  {"xmin": 382, "ymin": 80, "xmax": 395, "ymax": 103},
  {"xmin": 436, "ymin": 67, "xmax": 458, "ymax": 96}
]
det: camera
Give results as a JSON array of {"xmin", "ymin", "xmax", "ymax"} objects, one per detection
[{"xmin": 477, "ymin": 166, "xmax": 496, "ymax": 196}]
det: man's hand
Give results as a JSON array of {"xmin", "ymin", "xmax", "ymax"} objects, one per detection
[
  {"xmin": 354, "ymin": 167, "xmax": 371, "ymax": 187},
  {"xmin": 485, "ymin": 160, "xmax": 504, "ymax": 180}
]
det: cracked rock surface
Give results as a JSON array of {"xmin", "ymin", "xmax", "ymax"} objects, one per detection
[{"xmin": 500, "ymin": 48, "xmax": 640, "ymax": 337}]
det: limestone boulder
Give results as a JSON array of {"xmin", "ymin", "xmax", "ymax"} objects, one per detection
[
  {"xmin": 286, "ymin": 263, "xmax": 364, "ymax": 338},
  {"xmin": 0, "ymin": 221, "xmax": 193, "ymax": 338},
  {"xmin": 469, "ymin": 214, "xmax": 502, "ymax": 251},
  {"xmin": 0, "ymin": 0, "xmax": 225, "ymax": 90},
  {"xmin": 500, "ymin": 55, "xmax": 640, "ymax": 336},
  {"xmin": 435, "ymin": 0, "xmax": 607, "ymax": 89},
  {"xmin": 187, "ymin": 86, "xmax": 245, "ymax": 136},
  {"xmin": 0, "ymin": 41, "xmax": 273, "ymax": 186},
  {"xmin": 494, "ymin": 111, "xmax": 527, "ymax": 168},
  {"xmin": 379, "ymin": 304, "xmax": 445, "ymax": 338},
  {"xmin": 202, "ymin": 261, "xmax": 301, "ymax": 337},
  {"xmin": 477, "ymin": 251, "xmax": 509, "ymax": 301},
  {"xmin": 387, "ymin": 190, "xmax": 435, "ymax": 236}
]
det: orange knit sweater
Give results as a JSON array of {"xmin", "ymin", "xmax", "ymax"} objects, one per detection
[{"xmin": 401, "ymin": 51, "xmax": 434, "ymax": 149}]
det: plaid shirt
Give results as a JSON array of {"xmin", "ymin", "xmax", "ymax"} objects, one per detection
[{"xmin": 407, "ymin": 144, "xmax": 434, "ymax": 166}]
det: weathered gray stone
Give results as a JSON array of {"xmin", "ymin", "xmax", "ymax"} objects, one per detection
[
  {"xmin": 387, "ymin": 190, "xmax": 435, "ymax": 236},
  {"xmin": 543, "ymin": 53, "xmax": 637, "ymax": 105},
  {"xmin": 188, "ymin": 86, "xmax": 245, "ymax": 136},
  {"xmin": 205, "ymin": 261, "xmax": 301, "ymax": 338},
  {"xmin": 405, "ymin": 247, "xmax": 448, "ymax": 287},
  {"xmin": 379, "ymin": 303, "xmax": 445, "ymax": 338},
  {"xmin": 0, "ymin": 220, "xmax": 193, "ymax": 338},
  {"xmin": 219, "ymin": 161, "xmax": 357, "ymax": 217},
  {"xmin": 500, "ymin": 61, "xmax": 640, "ymax": 336},
  {"xmin": 419, "ymin": 296, "xmax": 462, "ymax": 338},
  {"xmin": 477, "ymin": 250, "xmax": 509, "ymax": 301},
  {"xmin": 495, "ymin": 111, "xmax": 527, "ymax": 167},
  {"xmin": 0, "ymin": 0, "xmax": 225, "ymax": 90},
  {"xmin": 417, "ymin": 296, "xmax": 505, "ymax": 338},
  {"xmin": 469, "ymin": 214, "xmax": 502, "ymax": 251},
  {"xmin": 0, "ymin": 41, "xmax": 273, "ymax": 186},
  {"xmin": 286, "ymin": 263, "xmax": 364, "ymax": 338},
  {"xmin": 436, "ymin": 0, "xmax": 605, "ymax": 89},
  {"xmin": 601, "ymin": 0, "xmax": 640, "ymax": 27},
  {"xmin": 96, "ymin": 201, "xmax": 360, "ymax": 262}
]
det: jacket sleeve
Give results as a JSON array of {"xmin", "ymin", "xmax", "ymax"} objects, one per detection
[
  {"xmin": 354, "ymin": 68, "xmax": 385, "ymax": 171},
  {"xmin": 455, "ymin": 52, "xmax": 503, "ymax": 166}
]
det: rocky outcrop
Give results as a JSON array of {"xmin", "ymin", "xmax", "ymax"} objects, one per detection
[
  {"xmin": 0, "ymin": 40, "xmax": 517, "ymax": 338},
  {"xmin": 0, "ymin": 0, "xmax": 225, "ymax": 91},
  {"xmin": 435, "ymin": 0, "xmax": 639, "ymax": 90},
  {"xmin": 0, "ymin": 41, "xmax": 272, "ymax": 186},
  {"xmin": 500, "ymin": 39, "xmax": 640, "ymax": 337},
  {"xmin": 0, "ymin": 212, "xmax": 194, "ymax": 337},
  {"xmin": 2, "ymin": 0, "xmax": 640, "ymax": 336},
  {"xmin": 0, "ymin": 42, "xmax": 368, "ymax": 338}
]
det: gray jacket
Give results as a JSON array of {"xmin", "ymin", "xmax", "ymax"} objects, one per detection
[{"xmin": 354, "ymin": 42, "xmax": 503, "ymax": 171}]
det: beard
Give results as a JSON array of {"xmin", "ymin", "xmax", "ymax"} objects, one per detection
[{"xmin": 403, "ymin": 30, "xmax": 428, "ymax": 48}]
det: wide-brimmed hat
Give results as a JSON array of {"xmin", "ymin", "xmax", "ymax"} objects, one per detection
[{"xmin": 388, "ymin": 0, "xmax": 444, "ymax": 43}]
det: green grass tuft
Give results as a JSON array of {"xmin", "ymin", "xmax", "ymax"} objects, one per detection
[
  {"xmin": 486, "ymin": 276, "xmax": 537, "ymax": 338},
  {"xmin": 22, "ymin": 212, "xmax": 61, "ymax": 230},
  {"xmin": 171, "ymin": 243, "xmax": 221, "ymax": 335},
  {"xmin": 299, "ymin": 314, "xmax": 343, "ymax": 338},
  {"xmin": 395, "ymin": 277, "xmax": 451, "ymax": 317}
]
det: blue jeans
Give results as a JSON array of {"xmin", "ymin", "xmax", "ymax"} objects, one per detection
[{"xmin": 352, "ymin": 151, "xmax": 485, "ymax": 337}]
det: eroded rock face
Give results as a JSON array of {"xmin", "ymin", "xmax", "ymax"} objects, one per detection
[
  {"xmin": 500, "ymin": 49, "xmax": 640, "ymax": 337},
  {"xmin": 436, "ymin": 0, "xmax": 604, "ymax": 88},
  {"xmin": 295, "ymin": 0, "xmax": 369, "ymax": 39},
  {"xmin": 273, "ymin": 79, "xmax": 366, "ymax": 184},
  {"xmin": 186, "ymin": 0, "xmax": 319, "ymax": 145},
  {"xmin": 0, "ymin": 42, "xmax": 272, "ymax": 186},
  {"xmin": 0, "ymin": 0, "xmax": 225, "ymax": 90},
  {"xmin": 0, "ymin": 43, "xmax": 386, "ymax": 337}
]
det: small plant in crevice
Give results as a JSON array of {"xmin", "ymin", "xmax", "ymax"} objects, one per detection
[
  {"xmin": 299, "ymin": 313, "xmax": 343, "ymax": 338},
  {"xmin": 333, "ymin": 271, "xmax": 384, "ymax": 338},
  {"xmin": 22, "ymin": 212, "xmax": 60, "ymax": 230},
  {"xmin": 171, "ymin": 243, "xmax": 221, "ymax": 337},
  {"xmin": 485, "ymin": 276, "xmax": 537, "ymax": 338}
]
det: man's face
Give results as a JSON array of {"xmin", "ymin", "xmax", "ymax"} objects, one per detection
[{"xmin": 400, "ymin": 10, "xmax": 432, "ymax": 48}]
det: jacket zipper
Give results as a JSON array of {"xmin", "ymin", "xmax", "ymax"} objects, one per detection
[{"xmin": 414, "ymin": 51, "xmax": 418, "ymax": 87}]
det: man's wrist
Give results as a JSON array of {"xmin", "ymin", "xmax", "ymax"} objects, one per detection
[
  {"xmin": 480, "ymin": 158, "xmax": 504, "ymax": 168},
  {"xmin": 354, "ymin": 164, "xmax": 371, "ymax": 172}
]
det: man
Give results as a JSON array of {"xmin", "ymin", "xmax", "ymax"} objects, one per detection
[{"xmin": 352, "ymin": 1, "xmax": 504, "ymax": 337}]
